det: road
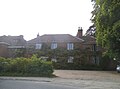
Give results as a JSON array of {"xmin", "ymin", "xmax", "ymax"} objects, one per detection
[
  {"xmin": 0, "ymin": 70, "xmax": 120, "ymax": 89},
  {"xmin": 0, "ymin": 79, "xmax": 78, "ymax": 89}
]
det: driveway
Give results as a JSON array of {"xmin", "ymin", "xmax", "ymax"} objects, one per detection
[
  {"xmin": 53, "ymin": 70, "xmax": 120, "ymax": 89},
  {"xmin": 54, "ymin": 70, "xmax": 120, "ymax": 82}
]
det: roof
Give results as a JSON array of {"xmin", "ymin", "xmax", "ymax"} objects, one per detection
[
  {"xmin": 8, "ymin": 46, "xmax": 25, "ymax": 49},
  {"xmin": 0, "ymin": 42, "xmax": 10, "ymax": 45},
  {"xmin": 27, "ymin": 34, "xmax": 84, "ymax": 44},
  {"xmin": 0, "ymin": 35, "xmax": 26, "ymax": 46},
  {"xmin": 80, "ymin": 36, "xmax": 96, "ymax": 44}
]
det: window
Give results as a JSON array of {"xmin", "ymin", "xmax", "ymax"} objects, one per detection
[
  {"xmin": 51, "ymin": 43, "xmax": 57, "ymax": 49},
  {"xmin": 92, "ymin": 56, "xmax": 96, "ymax": 64},
  {"xmin": 92, "ymin": 44, "xmax": 98, "ymax": 51},
  {"xmin": 35, "ymin": 44, "xmax": 42, "ymax": 49},
  {"xmin": 67, "ymin": 43, "xmax": 74, "ymax": 50},
  {"xmin": 13, "ymin": 39, "xmax": 18, "ymax": 44},
  {"xmin": 92, "ymin": 56, "xmax": 99, "ymax": 65},
  {"xmin": 68, "ymin": 57, "xmax": 74, "ymax": 63},
  {"xmin": 96, "ymin": 56, "xmax": 100, "ymax": 65},
  {"xmin": 51, "ymin": 58, "xmax": 57, "ymax": 62},
  {"xmin": 40, "ymin": 56, "xmax": 48, "ymax": 61}
]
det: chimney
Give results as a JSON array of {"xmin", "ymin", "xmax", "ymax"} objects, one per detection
[
  {"xmin": 37, "ymin": 33, "xmax": 39, "ymax": 37},
  {"xmin": 76, "ymin": 27, "xmax": 83, "ymax": 38},
  {"xmin": 19, "ymin": 35, "xmax": 23, "ymax": 39}
]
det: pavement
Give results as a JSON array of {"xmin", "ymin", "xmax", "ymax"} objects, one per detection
[{"xmin": 0, "ymin": 70, "xmax": 120, "ymax": 89}]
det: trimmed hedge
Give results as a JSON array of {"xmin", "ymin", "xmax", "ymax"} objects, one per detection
[
  {"xmin": 0, "ymin": 55, "xmax": 54, "ymax": 77},
  {"xmin": 53, "ymin": 62, "xmax": 101, "ymax": 70}
]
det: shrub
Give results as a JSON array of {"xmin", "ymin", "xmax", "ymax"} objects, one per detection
[{"xmin": 0, "ymin": 55, "xmax": 54, "ymax": 77}]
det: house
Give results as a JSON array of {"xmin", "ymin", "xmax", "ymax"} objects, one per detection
[
  {"xmin": 27, "ymin": 34, "xmax": 84, "ymax": 49},
  {"xmin": 0, "ymin": 35, "xmax": 26, "ymax": 58},
  {"xmin": 76, "ymin": 27, "xmax": 102, "ymax": 65},
  {"xmin": 26, "ymin": 33, "xmax": 84, "ymax": 62},
  {"xmin": 26, "ymin": 27, "xmax": 102, "ymax": 65},
  {"xmin": 0, "ymin": 28, "xmax": 102, "ymax": 67}
]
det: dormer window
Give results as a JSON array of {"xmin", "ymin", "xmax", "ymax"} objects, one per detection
[
  {"xmin": 51, "ymin": 43, "xmax": 57, "ymax": 49},
  {"xmin": 13, "ymin": 39, "xmax": 18, "ymax": 43},
  {"xmin": 67, "ymin": 43, "xmax": 74, "ymax": 50},
  {"xmin": 35, "ymin": 44, "xmax": 42, "ymax": 49}
]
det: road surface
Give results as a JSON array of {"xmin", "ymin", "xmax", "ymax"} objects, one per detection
[
  {"xmin": 0, "ymin": 79, "xmax": 79, "ymax": 89},
  {"xmin": 0, "ymin": 70, "xmax": 120, "ymax": 89}
]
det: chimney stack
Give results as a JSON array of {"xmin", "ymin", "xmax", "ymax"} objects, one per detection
[
  {"xmin": 76, "ymin": 27, "xmax": 83, "ymax": 38},
  {"xmin": 37, "ymin": 33, "xmax": 39, "ymax": 37}
]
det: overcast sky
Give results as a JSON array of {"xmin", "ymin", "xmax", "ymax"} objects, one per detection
[{"xmin": 0, "ymin": 0, "xmax": 93, "ymax": 40}]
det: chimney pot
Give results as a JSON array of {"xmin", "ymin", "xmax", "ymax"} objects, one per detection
[{"xmin": 76, "ymin": 27, "xmax": 83, "ymax": 38}]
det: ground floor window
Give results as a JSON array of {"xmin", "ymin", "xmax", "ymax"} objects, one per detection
[
  {"xmin": 92, "ymin": 56, "xmax": 100, "ymax": 65},
  {"xmin": 68, "ymin": 56, "xmax": 74, "ymax": 63},
  {"xmin": 51, "ymin": 58, "xmax": 57, "ymax": 62}
]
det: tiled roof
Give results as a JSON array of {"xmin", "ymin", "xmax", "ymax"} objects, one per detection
[
  {"xmin": 0, "ymin": 42, "xmax": 10, "ymax": 45},
  {"xmin": 80, "ymin": 36, "xmax": 96, "ymax": 44},
  {"xmin": 27, "ymin": 34, "xmax": 84, "ymax": 44},
  {"xmin": 0, "ymin": 35, "xmax": 26, "ymax": 46}
]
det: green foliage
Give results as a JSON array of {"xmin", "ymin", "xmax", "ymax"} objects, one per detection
[
  {"xmin": 99, "ymin": 54, "xmax": 110, "ymax": 70},
  {"xmin": 99, "ymin": 54, "xmax": 117, "ymax": 70},
  {"xmin": 92, "ymin": 0, "xmax": 120, "ymax": 60},
  {"xmin": 0, "ymin": 56, "xmax": 54, "ymax": 77},
  {"xmin": 53, "ymin": 62, "xmax": 101, "ymax": 70}
]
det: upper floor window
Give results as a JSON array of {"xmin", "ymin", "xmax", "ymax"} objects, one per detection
[
  {"xmin": 35, "ymin": 44, "xmax": 42, "ymax": 49},
  {"xmin": 92, "ymin": 44, "xmax": 95, "ymax": 51},
  {"xmin": 92, "ymin": 44, "xmax": 98, "ymax": 51},
  {"xmin": 67, "ymin": 43, "xmax": 74, "ymax": 50},
  {"xmin": 13, "ymin": 39, "xmax": 18, "ymax": 44},
  {"xmin": 51, "ymin": 43, "xmax": 57, "ymax": 49}
]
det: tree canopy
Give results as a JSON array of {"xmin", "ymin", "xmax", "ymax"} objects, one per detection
[{"xmin": 91, "ymin": 0, "xmax": 120, "ymax": 60}]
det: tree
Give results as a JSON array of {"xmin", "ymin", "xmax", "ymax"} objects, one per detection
[
  {"xmin": 91, "ymin": 0, "xmax": 120, "ymax": 61},
  {"xmin": 85, "ymin": 25, "xmax": 96, "ymax": 37}
]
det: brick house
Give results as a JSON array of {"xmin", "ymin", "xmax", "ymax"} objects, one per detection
[
  {"xmin": 0, "ymin": 28, "xmax": 102, "ymax": 66},
  {"xmin": 26, "ymin": 34, "xmax": 84, "ymax": 62},
  {"xmin": 76, "ymin": 27, "xmax": 102, "ymax": 65},
  {"xmin": 0, "ymin": 35, "xmax": 26, "ymax": 58},
  {"xmin": 26, "ymin": 27, "xmax": 102, "ymax": 65}
]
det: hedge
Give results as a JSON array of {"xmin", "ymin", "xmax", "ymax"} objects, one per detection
[{"xmin": 0, "ymin": 55, "xmax": 54, "ymax": 77}]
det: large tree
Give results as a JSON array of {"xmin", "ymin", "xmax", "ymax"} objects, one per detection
[
  {"xmin": 91, "ymin": 0, "xmax": 120, "ymax": 60},
  {"xmin": 85, "ymin": 25, "xmax": 96, "ymax": 37}
]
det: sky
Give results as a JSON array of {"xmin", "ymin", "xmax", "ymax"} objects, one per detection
[{"xmin": 0, "ymin": 0, "xmax": 93, "ymax": 41}]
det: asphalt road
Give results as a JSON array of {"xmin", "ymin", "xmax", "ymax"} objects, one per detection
[
  {"xmin": 0, "ymin": 70, "xmax": 120, "ymax": 89},
  {"xmin": 0, "ymin": 79, "xmax": 79, "ymax": 89}
]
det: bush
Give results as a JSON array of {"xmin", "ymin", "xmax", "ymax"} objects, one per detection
[
  {"xmin": 0, "ymin": 55, "xmax": 54, "ymax": 77},
  {"xmin": 99, "ymin": 55, "xmax": 117, "ymax": 70},
  {"xmin": 53, "ymin": 62, "xmax": 101, "ymax": 70}
]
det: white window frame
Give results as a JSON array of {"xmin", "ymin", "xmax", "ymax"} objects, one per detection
[
  {"xmin": 68, "ymin": 57, "xmax": 74, "ymax": 63},
  {"xmin": 51, "ymin": 43, "xmax": 57, "ymax": 49},
  {"xmin": 40, "ymin": 56, "xmax": 48, "ymax": 61},
  {"xmin": 35, "ymin": 44, "xmax": 42, "ymax": 49},
  {"xmin": 51, "ymin": 58, "xmax": 57, "ymax": 62},
  {"xmin": 67, "ymin": 43, "xmax": 74, "ymax": 50}
]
